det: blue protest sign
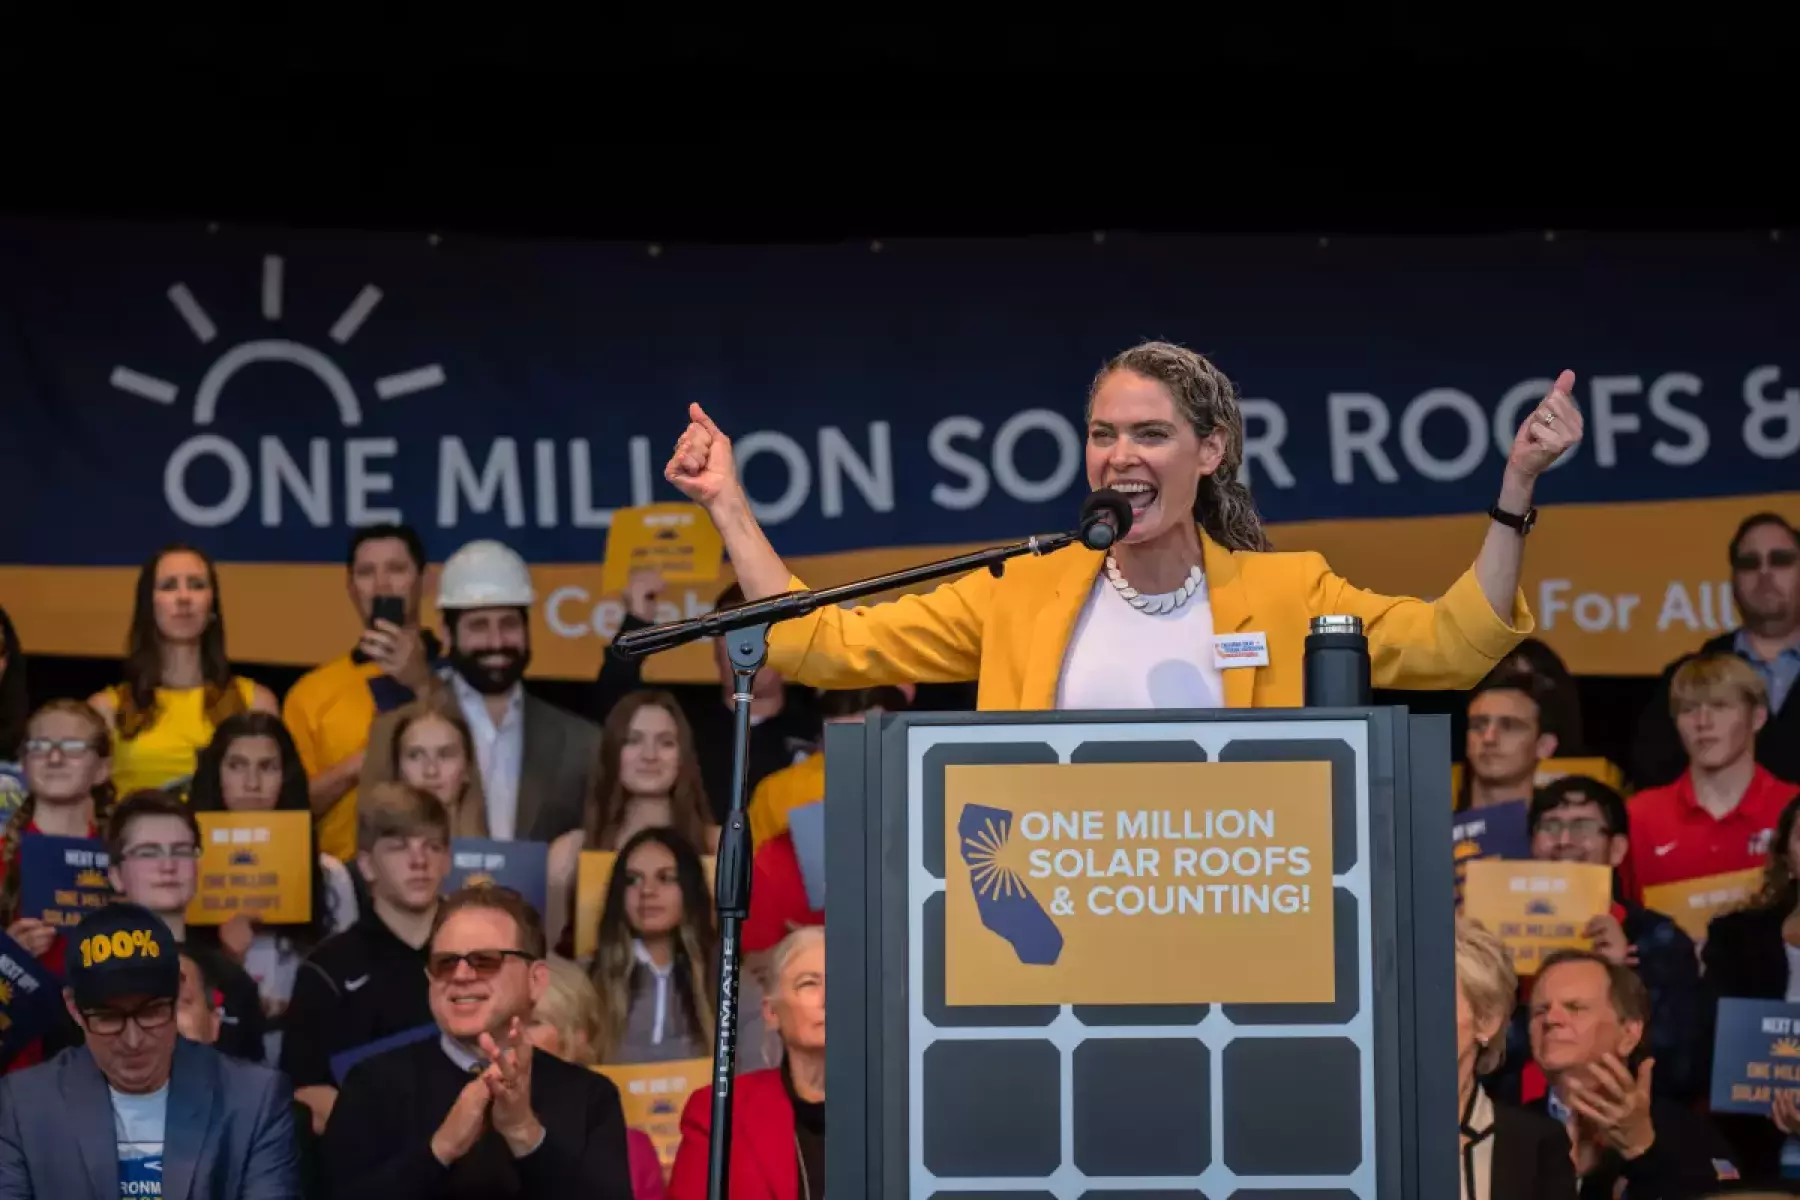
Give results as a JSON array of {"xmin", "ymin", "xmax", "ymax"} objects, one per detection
[
  {"xmin": 448, "ymin": 838, "xmax": 549, "ymax": 918},
  {"xmin": 0, "ymin": 931, "xmax": 66, "ymax": 1063},
  {"xmin": 17, "ymin": 835, "xmax": 115, "ymax": 930},
  {"xmin": 786, "ymin": 801, "xmax": 826, "ymax": 912},
  {"xmin": 1452, "ymin": 799, "xmax": 1531, "ymax": 902},
  {"xmin": 1710, "ymin": 997, "xmax": 1800, "ymax": 1115}
]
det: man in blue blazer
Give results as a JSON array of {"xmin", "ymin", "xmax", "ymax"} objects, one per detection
[{"xmin": 0, "ymin": 902, "xmax": 298, "ymax": 1199}]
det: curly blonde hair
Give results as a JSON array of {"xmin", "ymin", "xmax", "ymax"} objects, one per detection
[{"xmin": 1088, "ymin": 341, "xmax": 1271, "ymax": 553}]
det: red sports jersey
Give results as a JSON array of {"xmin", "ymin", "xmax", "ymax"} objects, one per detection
[{"xmin": 1628, "ymin": 766, "xmax": 1799, "ymax": 896}]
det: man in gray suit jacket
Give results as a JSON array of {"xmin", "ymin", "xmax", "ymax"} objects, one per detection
[
  {"xmin": 361, "ymin": 539, "xmax": 602, "ymax": 844},
  {"xmin": 0, "ymin": 903, "xmax": 297, "ymax": 1200}
]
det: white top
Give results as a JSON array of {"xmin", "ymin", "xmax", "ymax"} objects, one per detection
[
  {"xmin": 244, "ymin": 853, "xmax": 359, "ymax": 1062},
  {"xmin": 451, "ymin": 672, "xmax": 526, "ymax": 840},
  {"xmin": 1056, "ymin": 572, "xmax": 1225, "ymax": 711},
  {"xmin": 112, "ymin": 1082, "xmax": 167, "ymax": 1196},
  {"xmin": 633, "ymin": 938, "xmax": 677, "ymax": 1045},
  {"xmin": 1458, "ymin": 1085, "xmax": 1495, "ymax": 1200}
]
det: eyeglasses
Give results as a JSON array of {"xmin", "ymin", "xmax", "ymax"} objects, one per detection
[
  {"xmin": 81, "ymin": 998, "xmax": 176, "ymax": 1036},
  {"xmin": 1734, "ymin": 549, "xmax": 1799, "ymax": 572},
  {"xmin": 1537, "ymin": 817, "xmax": 1610, "ymax": 839},
  {"xmin": 425, "ymin": 949, "xmax": 537, "ymax": 982},
  {"xmin": 118, "ymin": 843, "xmax": 203, "ymax": 861},
  {"xmin": 23, "ymin": 738, "xmax": 97, "ymax": 758}
]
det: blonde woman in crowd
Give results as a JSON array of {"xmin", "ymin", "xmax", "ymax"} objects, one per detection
[
  {"xmin": 380, "ymin": 699, "xmax": 488, "ymax": 836},
  {"xmin": 88, "ymin": 543, "xmax": 276, "ymax": 795},
  {"xmin": 0, "ymin": 698, "xmax": 116, "ymax": 1072},
  {"xmin": 583, "ymin": 691, "xmax": 718, "ymax": 855},
  {"xmin": 185, "ymin": 712, "xmax": 359, "ymax": 1060},
  {"xmin": 1455, "ymin": 917, "xmax": 1574, "ymax": 1200},
  {"xmin": 527, "ymin": 956, "xmax": 668, "ymax": 1199},
  {"xmin": 670, "ymin": 924, "xmax": 824, "ymax": 1200}
]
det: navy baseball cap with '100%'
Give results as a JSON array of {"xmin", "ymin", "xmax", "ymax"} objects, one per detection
[{"xmin": 65, "ymin": 902, "xmax": 181, "ymax": 1010}]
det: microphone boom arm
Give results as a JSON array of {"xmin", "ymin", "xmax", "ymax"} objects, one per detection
[{"xmin": 611, "ymin": 528, "xmax": 1082, "ymax": 660}]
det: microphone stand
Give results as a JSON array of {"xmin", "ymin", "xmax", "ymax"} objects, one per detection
[{"xmin": 611, "ymin": 527, "xmax": 1087, "ymax": 1200}]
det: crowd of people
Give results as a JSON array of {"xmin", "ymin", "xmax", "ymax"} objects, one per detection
[
  {"xmin": 1451, "ymin": 511, "xmax": 1800, "ymax": 1196},
  {"xmin": 0, "ymin": 334, "xmax": 1792, "ymax": 1199},
  {"xmin": 0, "ymin": 527, "xmax": 848, "ymax": 1198}
]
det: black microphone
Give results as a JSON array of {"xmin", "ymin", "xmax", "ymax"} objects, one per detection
[{"xmin": 1079, "ymin": 488, "xmax": 1133, "ymax": 550}]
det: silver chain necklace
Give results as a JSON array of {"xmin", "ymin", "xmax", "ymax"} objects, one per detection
[{"xmin": 1103, "ymin": 554, "xmax": 1204, "ymax": 615}]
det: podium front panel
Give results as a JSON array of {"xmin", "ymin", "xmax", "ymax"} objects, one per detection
[{"xmin": 824, "ymin": 708, "xmax": 1452, "ymax": 1200}]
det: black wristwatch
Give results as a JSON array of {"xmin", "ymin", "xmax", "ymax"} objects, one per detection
[{"xmin": 1488, "ymin": 504, "xmax": 1538, "ymax": 535}]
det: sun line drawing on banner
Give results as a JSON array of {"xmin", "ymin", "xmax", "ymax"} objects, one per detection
[{"xmin": 108, "ymin": 253, "xmax": 444, "ymax": 426}]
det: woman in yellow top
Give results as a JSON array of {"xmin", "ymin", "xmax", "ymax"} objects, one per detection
[
  {"xmin": 89, "ymin": 543, "xmax": 278, "ymax": 795},
  {"xmin": 664, "ymin": 341, "xmax": 1585, "ymax": 709}
]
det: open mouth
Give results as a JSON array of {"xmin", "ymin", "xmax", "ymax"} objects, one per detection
[
  {"xmin": 449, "ymin": 994, "xmax": 487, "ymax": 1010},
  {"xmin": 1111, "ymin": 480, "xmax": 1157, "ymax": 516}
]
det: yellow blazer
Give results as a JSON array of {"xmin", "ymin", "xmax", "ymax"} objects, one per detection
[{"xmin": 765, "ymin": 530, "xmax": 1534, "ymax": 709}]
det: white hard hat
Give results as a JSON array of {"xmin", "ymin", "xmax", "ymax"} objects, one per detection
[{"xmin": 438, "ymin": 540, "xmax": 535, "ymax": 610}]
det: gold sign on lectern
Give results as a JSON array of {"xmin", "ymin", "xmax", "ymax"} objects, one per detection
[{"xmin": 944, "ymin": 760, "xmax": 1336, "ymax": 1006}]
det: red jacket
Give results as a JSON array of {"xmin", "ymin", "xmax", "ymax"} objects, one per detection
[{"xmin": 668, "ymin": 1068, "xmax": 796, "ymax": 1200}]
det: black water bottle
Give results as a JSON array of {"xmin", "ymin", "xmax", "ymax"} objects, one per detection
[{"xmin": 1304, "ymin": 614, "xmax": 1371, "ymax": 707}]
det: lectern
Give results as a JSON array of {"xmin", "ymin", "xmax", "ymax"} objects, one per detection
[{"xmin": 822, "ymin": 707, "xmax": 1456, "ymax": 1200}]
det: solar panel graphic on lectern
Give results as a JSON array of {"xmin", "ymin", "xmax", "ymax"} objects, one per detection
[{"xmin": 910, "ymin": 722, "xmax": 1376, "ymax": 1200}]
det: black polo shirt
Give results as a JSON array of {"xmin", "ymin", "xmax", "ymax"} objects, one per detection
[{"xmin": 279, "ymin": 906, "xmax": 433, "ymax": 1090}]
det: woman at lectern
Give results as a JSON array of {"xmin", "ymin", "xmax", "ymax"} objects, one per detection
[
  {"xmin": 1456, "ymin": 917, "xmax": 1577, "ymax": 1200},
  {"xmin": 664, "ymin": 341, "xmax": 1583, "ymax": 709}
]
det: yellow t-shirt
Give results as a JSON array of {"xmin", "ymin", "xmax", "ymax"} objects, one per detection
[
  {"xmin": 283, "ymin": 655, "xmax": 386, "ymax": 862},
  {"xmin": 748, "ymin": 751, "xmax": 826, "ymax": 850},
  {"xmin": 109, "ymin": 677, "xmax": 258, "ymax": 798}
]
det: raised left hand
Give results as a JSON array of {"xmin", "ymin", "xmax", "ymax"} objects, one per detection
[
  {"xmin": 1507, "ymin": 370, "xmax": 1585, "ymax": 479},
  {"xmin": 1566, "ymin": 1053, "xmax": 1656, "ymax": 1160},
  {"xmin": 479, "ymin": 1017, "xmax": 541, "ymax": 1153}
]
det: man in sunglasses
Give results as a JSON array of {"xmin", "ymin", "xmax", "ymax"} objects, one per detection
[
  {"xmin": 322, "ymin": 884, "xmax": 632, "ymax": 1198},
  {"xmin": 0, "ymin": 901, "xmax": 299, "ymax": 1197},
  {"xmin": 1633, "ymin": 512, "xmax": 1800, "ymax": 787}
]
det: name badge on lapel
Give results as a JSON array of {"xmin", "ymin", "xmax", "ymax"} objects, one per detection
[{"xmin": 1212, "ymin": 632, "xmax": 1270, "ymax": 670}]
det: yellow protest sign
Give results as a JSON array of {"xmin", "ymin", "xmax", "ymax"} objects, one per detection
[
  {"xmin": 1643, "ymin": 866, "xmax": 1764, "ymax": 942},
  {"xmin": 600, "ymin": 503, "xmax": 724, "ymax": 595},
  {"xmin": 575, "ymin": 850, "xmax": 717, "ymax": 960},
  {"xmin": 1461, "ymin": 859, "xmax": 1612, "ymax": 975},
  {"xmin": 944, "ymin": 761, "xmax": 1335, "ymax": 1006},
  {"xmin": 187, "ymin": 810, "xmax": 314, "ymax": 926},
  {"xmin": 594, "ymin": 1057, "xmax": 710, "ymax": 1173}
]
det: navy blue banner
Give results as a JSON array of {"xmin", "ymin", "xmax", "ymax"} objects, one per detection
[{"xmin": 1, "ymin": 218, "xmax": 1796, "ymax": 566}]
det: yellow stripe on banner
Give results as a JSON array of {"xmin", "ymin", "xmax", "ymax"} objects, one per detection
[{"xmin": 3, "ymin": 491, "xmax": 1796, "ymax": 683}]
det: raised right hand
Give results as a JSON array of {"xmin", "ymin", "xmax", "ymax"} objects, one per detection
[
  {"xmin": 665, "ymin": 403, "xmax": 743, "ymax": 511},
  {"xmin": 430, "ymin": 1075, "xmax": 494, "ymax": 1166},
  {"xmin": 624, "ymin": 568, "xmax": 666, "ymax": 623}
]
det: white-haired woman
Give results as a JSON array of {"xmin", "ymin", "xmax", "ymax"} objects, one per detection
[
  {"xmin": 1457, "ymin": 917, "xmax": 1575, "ymax": 1199},
  {"xmin": 669, "ymin": 925, "xmax": 823, "ymax": 1200}
]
